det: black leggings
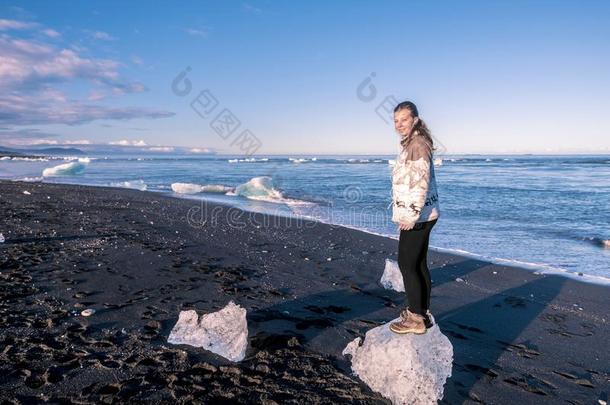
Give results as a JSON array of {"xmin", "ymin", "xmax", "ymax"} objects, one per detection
[{"xmin": 397, "ymin": 218, "xmax": 437, "ymax": 316}]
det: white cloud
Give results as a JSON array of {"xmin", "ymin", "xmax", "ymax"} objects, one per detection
[
  {"xmin": 148, "ymin": 146, "xmax": 174, "ymax": 152},
  {"xmin": 90, "ymin": 30, "xmax": 116, "ymax": 41},
  {"xmin": 184, "ymin": 27, "xmax": 209, "ymax": 38},
  {"xmin": 0, "ymin": 19, "xmax": 37, "ymax": 31},
  {"xmin": 42, "ymin": 28, "xmax": 60, "ymax": 38},
  {"xmin": 108, "ymin": 139, "xmax": 147, "ymax": 146},
  {"xmin": 131, "ymin": 55, "xmax": 144, "ymax": 65},
  {"xmin": 242, "ymin": 3, "xmax": 263, "ymax": 14},
  {"xmin": 0, "ymin": 25, "xmax": 173, "ymax": 128},
  {"xmin": 88, "ymin": 90, "xmax": 106, "ymax": 101},
  {"xmin": 189, "ymin": 147, "xmax": 212, "ymax": 153}
]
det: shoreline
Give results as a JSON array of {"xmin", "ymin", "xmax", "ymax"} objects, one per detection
[
  {"xmin": 7, "ymin": 177, "xmax": 610, "ymax": 287},
  {"xmin": 1, "ymin": 180, "xmax": 608, "ymax": 403}
]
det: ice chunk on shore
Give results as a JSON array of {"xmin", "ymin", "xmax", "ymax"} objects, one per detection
[
  {"xmin": 342, "ymin": 314, "xmax": 453, "ymax": 404},
  {"xmin": 380, "ymin": 258, "xmax": 405, "ymax": 292},
  {"xmin": 42, "ymin": 159, "xmax": 89, "ymax": 177},
  {"xmin": 171, "ymin": 182, "xmax": 203, "ymax": 194},
  {"xmin": 0, "ymin": 233, "xmax": 4, "ymax": 243},
  {"xmin": 171, "ymin": 182, "xmax": 233, "ymax": 194},
  {"xmin": 227, "ymin": 176, "xmax": 283, "ymax": 201},
  {"xmin": 167, "ymin": 300, "xmax": 248, "ymax": 362}
]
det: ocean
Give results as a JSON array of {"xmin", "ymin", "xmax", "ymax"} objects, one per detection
[{"xmin": 2, "ymin": 153, "xmax": 609, "ymax": 284}]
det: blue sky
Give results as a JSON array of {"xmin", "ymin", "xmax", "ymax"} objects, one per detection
[{"xmin": 1, "ymin": 1, "xmax": 608, "ymax": 154}]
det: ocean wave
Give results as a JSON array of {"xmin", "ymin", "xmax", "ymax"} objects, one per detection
[
  {"xmin": 330, "ymin": 158, "xmax": 389, "ymax": 164},
  {"xmin": 228, "ymin": 158, "xmax": 269, "ymax": 163},
  {"xmin": 42, "ymin": 158, "xmax": 90, "ymax": 177},
  {"xmin": 289, "ymin": 157, "xmax": 311, "ymax": 163},
  {"xmin": 111, "ymin": 180, "xmax": 148, "ymax": 191},
  {"xmin": 14, "ymin": 176, "xmax": 43, "ymax": 182},
  {"xmin": 582, "ymin": 236, "xmax": 610, "ymax": 249},
  {"xmin": 11, "ymin": 156, "xmax": 49, "ymax": 162}
]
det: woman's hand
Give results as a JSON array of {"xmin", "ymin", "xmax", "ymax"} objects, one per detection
[{"xmin": 398, "ymin": 221, "xmax": 416, "ymax": 231}]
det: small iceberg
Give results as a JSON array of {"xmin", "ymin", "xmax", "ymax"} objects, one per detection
[
  {"xmin": 342, "ymin": 313, "xmax": 453, "ymax": 404},
  {"xmin": 227, "ymin": 176, "xmax": 283, "ymax": 201},
  {"xmin": 42, "ymin": 158, "xmax": 89, "ymax": 177},
  {"xmin": 171, "ymin": 182, "xmax": 203, "ymax": 194},
  {"xmin": 380, "ymin": 258, "xmax": 405, "ymax": 292},
  {"xmin": 171, "ymin": 182, "xmax": 234, "ymax": 194},
  {"xmin": 167, "ymin": 301, "xmax": 248, "ymax": 362}
]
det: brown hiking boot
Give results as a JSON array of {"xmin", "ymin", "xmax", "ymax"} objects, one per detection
[{"xmin": 390, "ymin": 308, "xmax": 427, "ymax": 334}]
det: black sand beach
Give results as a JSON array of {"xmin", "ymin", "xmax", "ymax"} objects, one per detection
[{"xmin": 1, "ymin": 180, "xmax": 608, "ymax": 404}]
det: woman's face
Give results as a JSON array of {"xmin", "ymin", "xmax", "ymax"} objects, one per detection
[{"xmin": 394, "ymin": 109, "xmax": 417, "ymax": 137}]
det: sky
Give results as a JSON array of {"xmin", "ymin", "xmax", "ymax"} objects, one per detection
[{"xmin": 0, "ymin": 0, "xmax": 609, "ymax": 155}]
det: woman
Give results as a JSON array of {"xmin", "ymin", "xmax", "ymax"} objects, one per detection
[{"xmin": 389, "ymin": 101, "xmax": 440, "ymax": 335}]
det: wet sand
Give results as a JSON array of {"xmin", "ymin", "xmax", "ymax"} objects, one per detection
[{"xmin": 0, "ymin": 180, "xmax": 608, "ymax": 404}]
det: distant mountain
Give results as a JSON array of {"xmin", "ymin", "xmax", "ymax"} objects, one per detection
[
  {"xmin": 31, "ymin": 147, "xmax": 85, "ymax": 155},
  {"xmin": 0, "ymin": 146, "xmax": 85, "ymax": 156}
]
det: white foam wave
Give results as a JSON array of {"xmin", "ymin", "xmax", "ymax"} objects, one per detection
[
  {"xmin": 11, "ymin": 156, "xmax": 49, "ymax": 162},
  {"xmin": 429, "ymin": 246, "xmax": 610, "ymax": 286},
  {"xmin": 271, "ymin": 213, "xmax": 610, "ymax": 287},
  {"xmin": 111, "ymin": 180, "xmax": 147, "ymax": 191},
  {"xmin": 227, "ymin": 158, "xmax": 269, "ymax": 163}
]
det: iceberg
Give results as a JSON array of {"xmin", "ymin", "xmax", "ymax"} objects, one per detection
[
  {"xmin": 227, "ymin": 176, "xmax": 283, "ymax": 201},
  {"xmin": 42, "ymin": 159, "xmax": 88, "ymax": 177},
  {"xmin": 171, "ymin": 182, "xmax": 203, "ymax": 194},
  {"xmin": 380, "ymin": 258, "xmax": 405, "ymax": 292},
  {"xmin": 342, "ymin": 313, "xmax": 453, "ymax": 404},
  {"xmin": 171, "ymin": 182, "xmax": 233, "ymax": 194},
  {"xmin": 167, "ymin": 300, "xmax": 248, "ymax": 362}
]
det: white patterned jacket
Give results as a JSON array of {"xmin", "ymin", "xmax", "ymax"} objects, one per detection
[{"xmin": 390, "ymin": 135, "xmax": 440, "ymax": 224}]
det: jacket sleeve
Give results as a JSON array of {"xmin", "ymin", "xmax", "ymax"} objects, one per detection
[{"xmin": 391, "ymin": 138, "xmax": 432, "ymax": 224}]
